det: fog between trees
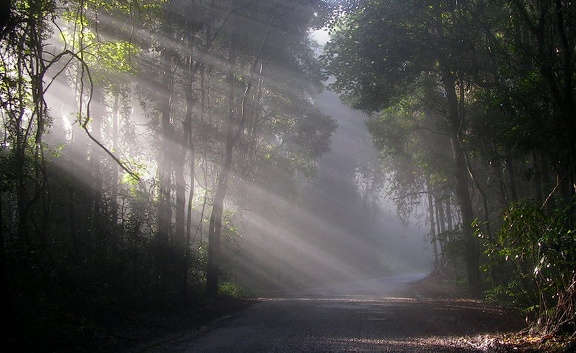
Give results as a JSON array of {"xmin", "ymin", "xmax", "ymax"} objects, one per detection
[{"xmin": 1, "ymin": 0, "xmax": 576, "ymax": 351}]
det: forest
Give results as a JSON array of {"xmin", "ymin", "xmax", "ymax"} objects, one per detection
[{"xmin": 1, "ymin": 0, "xmax": 575, "ymax": 351}]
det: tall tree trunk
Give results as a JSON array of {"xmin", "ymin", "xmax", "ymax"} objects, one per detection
[
  {"xmin": 452, "ymin": 137, "xmax": 479, "ymax": 288},
  {"xmin": 205, "ymin": 18, "xmax": 272, "ymax": 302},
  {"xmin": 111, "ymin": 89, "xmax": 120, "ymax": 247},
  {"xmin": 206, "ymin": 35, "xmax": 237, "ymax": 302},
  {"xmin": 174, "ymin": 158, "xmax": 186, "ymax": 299},
  {"xmin": 444, "ymin": 71, "xmax": 481, "ymax": 295},
  {"xmin": 174, "ymin": 59, "xmax": 195, "ymax": 301},
  {"xmin": 433, "ymin": 5, "xmax": 481, "ymax": 294},
  {"xmin": 90, "ymin": 86, "xmax": 105, "ymax": 247},
  {"xmin": 157, "ymin": 53, "xmax": 174, "ymax": 303}
]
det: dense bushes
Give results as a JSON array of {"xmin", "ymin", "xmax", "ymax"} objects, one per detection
[{"xmin": 484, "ymin": 199, "xmax": 576, "ymax": 334}]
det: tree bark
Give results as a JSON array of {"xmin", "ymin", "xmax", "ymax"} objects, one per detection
[
  {"xmin": 111, "ymin": 89, "xmax": 120, "ymax": 247},
  {"xmin": 443, "ymin": 70, "xmax": 482, "ymax": 295},
  {"xmin": 174, "ymin": 53, "xmax": 196, "ymax": 301},
  {"xmin": 505, "ymin": 147, "xmax": 519, "ymax": 202},
  {"xmin": 426, "ymin": 176, "xmax": 439, "ymax": 269},
  {"xmin": 90, "ymin": 87, "xmax": 105, "ymax": 227},
  {"xmin": 157, "ymin": 51, "xmax": 174, "ymax": 303},
  {"xmin": 432, "ymin": 4, "xmax": 481, "ymax": 294},
  {"xmin": 205, "ymin": 17, "xmax": 273, "ymax": 301},
  {"xmin": 205, "ymin": 33, "xmax": 238, "ymax": 302}
]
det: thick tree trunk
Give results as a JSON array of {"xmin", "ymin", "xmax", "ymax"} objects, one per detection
[
  {"xmin": 451, "ymin": 136, "xmax": 481, "ymax": 294},
  {"xmin": 433, "ymin": 6, "xmax": 481, "ymax": 294}
]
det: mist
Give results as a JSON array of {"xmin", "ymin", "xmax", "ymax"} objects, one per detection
[
  {"xmin": 4, "ymin": 2, "xmax": 530, "ymax": 351},
  {"xmin": 230, "ymin": 85, "xmax": 432, "ymax": 295}
]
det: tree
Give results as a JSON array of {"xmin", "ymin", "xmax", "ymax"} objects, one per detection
[
  {"xmin": 323, "ymin": 0, "xmax": 484, "ymax": 294},
  {"xmin": 508, "ymin": 0, "xmax": 576, "ymax": 198},
  {"xmin": 324, "ymin": 0, "xmax": 576, "ymax": 333},
  {"xmin": 1, "ymin": 0, "xmax": 336, "ymax": 349},
  {"xmin": 205, "ymin": 0, "xmax": 334, "ymax": 301},
  {"xmin": 0, "ymin": 0, "xmax": 58, "ymax": 338}
]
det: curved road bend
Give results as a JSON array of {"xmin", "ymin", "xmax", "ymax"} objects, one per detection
[{"xmin": 133, "ymin": 274, "xmax": 523, "ymax": 353}]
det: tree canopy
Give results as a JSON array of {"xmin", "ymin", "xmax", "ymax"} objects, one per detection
[
  {"xmin": 323, "ymin": 0, "xmax": 576, "ymax": 336},
  {"xmin": 0, "ymin": 0, "xmax": 337, "ymax": 350}
]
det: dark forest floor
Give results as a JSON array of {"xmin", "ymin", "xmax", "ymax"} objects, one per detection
[
  {"xmin": 90, "ymin": 295, "xmax": 259, "ymax": 353},
  {"xmin": 9, "ymin": 275, "xmax": 573, "ymax": 352}
]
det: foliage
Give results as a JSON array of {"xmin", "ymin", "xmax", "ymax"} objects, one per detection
[
  {"xmin": 1, "ymin": 0, "xmax": 336, "ymax": 350},
  {"xmin": 323, "ymin": 0, "xmax": 576, "ymax": 331},
  {"xmin": 483, "ymin": 199, "xmax": 576, "ymax": 334},
  {"xmin": 219, "ymin": 282, "xmax": 249, "ymax": 298}
]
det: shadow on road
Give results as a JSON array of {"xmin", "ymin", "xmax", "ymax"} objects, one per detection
[{"xmin": 128, "ymin": 274, "xmax": 524, "ymax": 353}]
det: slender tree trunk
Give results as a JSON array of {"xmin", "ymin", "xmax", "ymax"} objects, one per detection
[
  {"xmin": 111, "ymin": 89, "xmax": 120, "ymax": 246},
  {"xmin": 206, "ymin": 33, "xmax": 237, "ymax": 302},
  {"xmin": 533, "ymin": 151, "xmax": 544, "ymax": 204},
  {"xmin": 184, "ymin": 145, "xmax": 195, "ymax": 298},
  {"xmin": 445, "ymin": 195, "xmax": 453, "ymax": 231},
  {"xmin": 157, "ymin": 52, "xmax": 174, "ymax": 303},
  {"xmin": 205, "ymin": 18, "xmax": 272, "ymax": 302},
  {"xmin": 89, "ymin": 86, "xmax": 106, "ymax": 249},
  {"xmin": 205, "ymin": 172, "xmax": 229, "ymax": 301},
  {"xmin": 173, "ymin": 66, "xmax": 194, "ymax": 300},
  {"xmin": 437, "ymin": 196, "xmax": 446, "ymax": 234},
  {"xmin": 465, "ymin": 152, "xmax": 492, "ymax": 235},
  {"xmin": 174, "ymin": 159, "xmax": 186, "ymax": 299},
  {"xmin": 426, "ymin": 177, "xmax": 439, "ymax": 269},
  {"xmin": 505, "ymin": 147, "xmax": 519, "ymax": 202}
]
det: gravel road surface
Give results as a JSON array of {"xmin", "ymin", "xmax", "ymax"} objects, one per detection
[{"xmin": 131, "ymin": 274, "xmax": 523, "ymax": 352}]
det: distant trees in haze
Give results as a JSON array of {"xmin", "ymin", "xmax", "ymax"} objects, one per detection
[
  {"xmin": 323, "ymin": 0, "xmax": 576, "ymax": 336},
  {"xmin": 0, "ymin": 0, "xmax": 335, "ymax": 350}
]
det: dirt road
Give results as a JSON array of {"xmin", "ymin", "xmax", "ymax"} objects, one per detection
[{"xmin": 130, "ymin": 275, "xmax": 523, "ymax": 352}]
